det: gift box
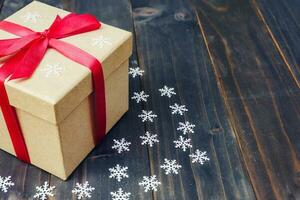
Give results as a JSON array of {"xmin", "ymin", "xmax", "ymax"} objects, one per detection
[{"xmin": 0, "ymin": 1, "xmax": 132, "ymax": 180}]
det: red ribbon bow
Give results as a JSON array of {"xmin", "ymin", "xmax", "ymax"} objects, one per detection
[{"xmin": 0, "ymin": 13, "xmax": 106, "ymax": 163}]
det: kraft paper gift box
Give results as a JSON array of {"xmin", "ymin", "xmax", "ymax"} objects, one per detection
[{"xmin": 0, "ymin": 1, "xmax": 132, "ymax": 180}]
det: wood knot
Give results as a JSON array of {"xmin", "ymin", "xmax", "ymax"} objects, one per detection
[
  {"xmin": 133, "ymin": 7, "xmax": 162, "ymax": 23},
  {"xmin": 174, "ymin": 10, "xmax": 192, "ymax": 21},
  {"xmin": 210, "ymin": 124, "xmax": 222, "ymax": 135}
]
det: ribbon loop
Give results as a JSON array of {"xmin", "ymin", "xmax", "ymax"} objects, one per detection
[{"xmin": 47, "ymin": 14, "xmax": 101, "ymax": 39}]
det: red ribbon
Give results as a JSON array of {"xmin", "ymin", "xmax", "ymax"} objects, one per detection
[{"xmin": 0, "ymin": 13, "xmax": 106, "ymax": 163}]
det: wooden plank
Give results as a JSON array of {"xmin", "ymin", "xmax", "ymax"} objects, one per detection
[
  {"xmin": 253, "ymin": 0, "xmax": 300, "ymax": 89},
  {"xmin": 130, "ymin": 0, "xmax": 255, "ymax": 199},
  {"xmin": 0, "ymin": 0, "xmax": 152, "ymax": 199},
  {"xmin": 191, "ymin": 0, "xmax": 300, "ymax": 199}
]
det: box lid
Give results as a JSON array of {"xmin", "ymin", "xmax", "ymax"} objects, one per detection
[{"xmin": 0, "ymin": 1, "xmax": 132, "ymax": 124}]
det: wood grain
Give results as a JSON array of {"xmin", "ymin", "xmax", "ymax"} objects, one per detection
[
  {"xmin": 253, "ymin": 0, "xmax": 300, "ymax": 89},
  {"xmin": 191, "ymin": 0, "xmax": 300, "ymax": 199},
  {"xmin": 130, "ymin": 0, "xmax": 254, "ymax": 199},
  {"xmin": 0, "ymin": 0, "xmax": 299, "ymax": 199}
]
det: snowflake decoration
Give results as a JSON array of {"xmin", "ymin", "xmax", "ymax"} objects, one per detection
[
  {"xmin": 0, "ymin": 176, "xmax": 14, "ymax": 193},
  {"xmin": 160, "ymin": 159, "xmax": 182, "ymax": 175},
  {"xmin": 170, "ymin": 103, "xmax": 188, "ymax": 115},
  {"xmin": 158, "ymin": 86, "xmax": 176, "ymax": 98},
  {"xmin": 129, "ymin": 67, "xmax": 144, "ymax": 78},
  {"xmin": 91, "ymin": 35, "xmax": 112, "ymax": 48},
  {"xmin": 21, "ymin": 11, "xmax": 41, "ymax": 23},
  {"xmin": 109, "ymin": 164, "xmax": 129, "ymax": 182},
  {"xmin": 177, "ymin": 121, "xmax": 195, "ymax": 135},
  {"xmin": 138, "ymin": 110, "xmax": 157, "ymax": 122},
  {"xmin": 33, "ymin": 182, "xmax": 55, "ymax": 200},
  {"xmin": 140, "ymin": 131, "xmax": 159, "ymax": 147},
  {"xmin": 41, "ymin": 63, "xmax": 65, "ymax": 78},
  {"xmin": 189, "ymin": 149, "xmax": 210, "ymax": 165},
  {"xmin": 112, "ymin": 138, "xmax": 131, "ymax": 154},
  {"xmin": 131, "ymin": 91, "xmax": 149, "ymax": 103},
  {"xmin": 174, "ymin": 136, "xmax": 192, "ymax": 152},
  {"xmin": 139, "ymin": 175, "xmax": 161, "ymax": 192},
  {"xmin": 72, "ymin": 181, "xmax": 95, "ymax": 199},
  {"xmin": 110, "ymin": 188, "xmax": 131, "ymax": 200}
]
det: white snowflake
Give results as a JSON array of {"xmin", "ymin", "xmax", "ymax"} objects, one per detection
[
  {"xmin": 131, "ymin": 91, "xmax": 149, "ymax": 103},
  {"xmin": 21, "ymin": 11, "xmax": 41, "ymax": 23},
  {"xmin": 158, "ymin": 86, "xmax": 176, "ymax": 98},
  {"xmin": 129, "ymin": 67, "xmax": 144, "ymax": 78},
  {"xmin": 169, "ymin": 103, "xmax": 188, "ymax": 115},
  {"xmin": 33, "ymin": 182, "xmax": 55, "ymax": 200},
  {"xmin": 41, "ymin": 63, "xmax": 65, "ymax": 78},
  {"xmin": 177, "ymin": 121, "xmax": 195, "ymax": 135},
  {"xmin": 140, "ymin": 132, "xmax": 159, "ymax": 147},
  {"xmin": 91, "ymin": 35, "xmax": 112, "ymax": 48},
  {"xmin": 189, "ymin": 149, "xmax": 210, "ymax": 165},
  {"xmin": 72, "ymin": 181, "xmax": 95, "ymax": 200},
  {"xmin": 139, "ymin": 175, "xmax": 161, "ymax": 192},
  {"xmin": 138, "ymin": 110, "xmax": 157, "ymax": 122},
  {"xmin": 110, "ymin": 188, "xmax": 131, "ymax": 200},
  {"xmin": 174, "ymin": 136, "xmax": 192, "ymax": 152},
  {"xmin": 109, "ymin": 164, "xmax": 129, "ymax": 182},
  {"xmin": 0, "ymin": 176, "xmax": 14, "ymax": 193},
  {"xmin": 112, "ymin": 138, "xmax": 131, "ymax": 154},
  {"xmin": 160, "ymin": 159, "xmax": 182, "ymax": 175}
]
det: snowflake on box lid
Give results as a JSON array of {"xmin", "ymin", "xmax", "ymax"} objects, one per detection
[
  {"xmin": 112, "ymin": 138, "xmax": 131, "ymax": 154},
  {"xmin": 41, "ymin": 63, "xmax": 65, "ymax": 78},
  {"xmin": 138, "ymin": 110, "xmax": 157, "ymax": 122},
  {"xmin": 140, "ymin": 131, "xmax": 159, "ymax": 147},
  {"xmin": 33, "ymin": 182, "xmax": 55, "ymax": 200},
  {"xmin": 139, "ymin": 175, "xmax": 161, "ymax": 192},
  {"xmin": 170, "ymin": 103, "xmax": 188, "ymax": 115},
  {"xmin": 129, "ymin": 67, "xmax": 144, "ymax": 78},
  {"xmin": 160, "ymin": 159, "xmax": 182, "ymax": 175},
  {"xmin": 72, "ymin": 181, "xmax": 95, "ymax": 199},
  {"xmin": 177, "ymin": 121, "xmax": 195, "ymax": 135},
  {"xmin": 109, "ymin": 164, "xmax": 129, "ymax": 182},
  {"xmin": 131, "ymin": 91, "xmax": 149, "ymax": 103},
  {"xmin": 0, "ymin": 176, "xmax": 14, "ymax": 193},
  {"xmin": 159, "ymin": 86, "xmax": 176, "ymax": 98},
  {"xmin": 174, "ymin": 135, "xmax": 192, "ymax": 152},
  {"xmin": 91, "ymin": 35, "xmax": 112, "ymax": 48},
  {"xmin": 110, "ymin": 188, "xmax": 131, "ymax": 200},
  {"xmin": 21, "ymin": 11, "xmax": 41, "ymax": 23},
  {"xmin": 189, "ymin": 149, "xmax": 210, "ymax": 165}
]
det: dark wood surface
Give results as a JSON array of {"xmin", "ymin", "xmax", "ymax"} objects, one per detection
[{"xmin": 0, "ymin": 0, "xmax": 299, "ymax": 199}]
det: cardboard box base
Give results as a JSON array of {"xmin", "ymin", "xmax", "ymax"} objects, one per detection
[{"xmin": 0, "ymin": 60, "xmax": 129, "ymax": 180}]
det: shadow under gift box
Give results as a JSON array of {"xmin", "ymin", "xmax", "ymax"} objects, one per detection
[{"xmin": 0, "ymin": 1, "xmax": 132, "ymax": 180}]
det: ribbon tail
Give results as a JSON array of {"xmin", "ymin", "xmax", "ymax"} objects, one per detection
[
  {"xmin": 9, "ymin": 38, "xmax": 48, "ymax": 80},
  {"xmin": 0, "ymin": 50, "xmax": 31, "ymax": 163},
  {"xmin": 49, "ymin": 39, "xmax": 106, "ymax": 143},
  {"xmin": 0, "ymin": 38, "xmax": 47, "ymax": 163}
]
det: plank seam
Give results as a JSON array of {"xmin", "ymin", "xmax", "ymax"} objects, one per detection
[
  {"xmin": 127, "ymin": 1, "xmax": 156, "ymax": 200},
  {"xmin": 193, "ymin": 9, "xmax": 259, "ymax": 200},
  {"xmin": 0, "ymin": 0, "xmax": 4, "ymax": 14},
  {"xmin": 251, "ymin": 0, "xmax": 300, "ymax": 89}
]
